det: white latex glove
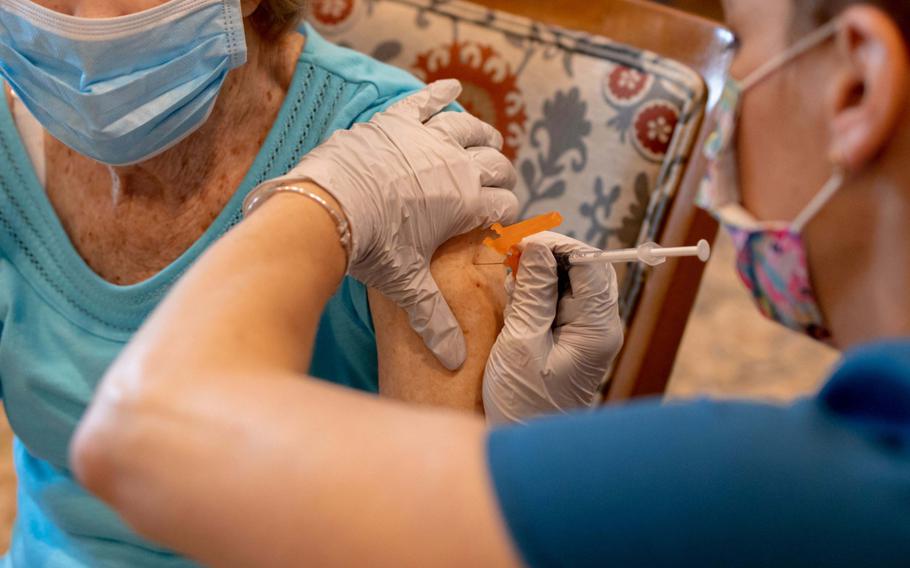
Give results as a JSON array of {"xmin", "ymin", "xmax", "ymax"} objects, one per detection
[
  {"xmin": 483, "ymin": 232, "xmax": 624, "ymax": 425},
  {"xmin": 259, "ymin": 80, "xmax": 518, "ymax": 370}
]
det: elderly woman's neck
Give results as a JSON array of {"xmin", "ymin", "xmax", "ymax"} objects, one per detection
[{"xmin": 106, "ymin": 27, "xmax": 304, "ymax": 205}]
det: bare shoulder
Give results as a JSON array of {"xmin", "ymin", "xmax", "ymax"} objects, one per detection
[{"xmin": 369, "ymin": 228, "xmax": 508, "ymax": 413}]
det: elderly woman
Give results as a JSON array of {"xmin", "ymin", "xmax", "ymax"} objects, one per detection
[{"xmin": 0, "ymin": 0, "xmax": 526, "ymax": 564}]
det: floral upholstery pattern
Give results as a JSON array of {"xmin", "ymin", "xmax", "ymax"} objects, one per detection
[{"xmin": 307, "ymin": 0, "xmax": 706, "ymax": 318}]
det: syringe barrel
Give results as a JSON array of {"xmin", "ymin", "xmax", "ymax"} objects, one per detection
[{"xmin": 569, "ymin": 250, "xmax": 640, "ymax": 265}]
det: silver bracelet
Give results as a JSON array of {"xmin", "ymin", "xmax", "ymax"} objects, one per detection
[{"xmin": 243, "ymin": 179, "xmax": 352, "ymax": 266}]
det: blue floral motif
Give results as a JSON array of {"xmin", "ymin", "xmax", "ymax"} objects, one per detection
[
  {"xmin": 518, "ymin": 87, "xmax": 592, "ymax": 219},
  {"xmin": 579, "ymin": 177, "xmax": 620, "ymax": 249},
  {"xmin": 579, "ymin": 172, "xmax": 651, "ymax": 249},
  {"xmin": 617, "ymin": 172, "xmax": 652, "ymax": 247},
  {"xmin": 416, "ymin": 0, "xmax": 457, "ymax": 28},
  {"xmin": 370, "ymin": 40, "xmax": 402, "ymax": 62}
]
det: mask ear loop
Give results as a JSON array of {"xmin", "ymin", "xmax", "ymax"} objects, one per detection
[
  {"xmin": 741, "ymin": 19, "xmax": 842, "ymax": 92},
  {"xmin": 736, "ymin": 18, "xmax": 845, "ymax": 232},
  {"xmin": 791, "ymin": 167, "xmax": 846, "ymax": 232}
]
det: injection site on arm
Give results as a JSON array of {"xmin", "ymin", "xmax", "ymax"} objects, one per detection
[{"xmin": 476, "ymin": 211, "xmax": 711, "ymax": 271}]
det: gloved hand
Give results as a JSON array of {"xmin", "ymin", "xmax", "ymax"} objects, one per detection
[
  {"xmin": 253, "ymin": 80, "xmax": 518, "ymax": 371},
  {"xmin": 483, "ymin": 232, "xmax": 624, "ymax": 425}
]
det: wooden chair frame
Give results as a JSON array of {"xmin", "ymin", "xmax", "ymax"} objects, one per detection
[{"xmin": 472, "ymin": 0, "xmax": 735, "ymax": 400}]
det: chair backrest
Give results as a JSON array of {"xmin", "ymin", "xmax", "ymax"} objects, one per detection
[{"xmin": 306, "ymin": 0, "xmax": 733, "ymax": 400}]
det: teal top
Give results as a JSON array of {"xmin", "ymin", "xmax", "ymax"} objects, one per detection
[
  {"xmin": 489, "ymin": 339, "xmax": 910, "ymax": 567},
  {"xmin": 0, "ymin": 25, "xmax": 423, "ymax": 567}
]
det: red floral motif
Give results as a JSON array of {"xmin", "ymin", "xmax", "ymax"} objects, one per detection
[
  {"xmin": 632, "ymin": 100, "xmax": 679, "ymax": 161},
  {"xmin": 413, "ymin": 41, "xmax": 528, "ymax": 161},
  {"xmin": 310, "ymin": 0, "xmax": 355, "ymax": 27},
  {"xmin": 603, "ymin": 65, "xmax": 653, "ymax": 106}
]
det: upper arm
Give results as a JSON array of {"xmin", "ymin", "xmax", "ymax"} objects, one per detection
[{"xmin": 370, "ymin": 228, "xmax": 508, "ymax": 413}]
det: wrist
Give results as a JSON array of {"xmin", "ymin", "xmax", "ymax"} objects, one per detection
[
  {"xmin": 243, "ymin": 178, "xmax": 352, "ymax": 270},
  {"xmin": 298, "ymin": 183, "xmax": 346, "ymax": 225}
]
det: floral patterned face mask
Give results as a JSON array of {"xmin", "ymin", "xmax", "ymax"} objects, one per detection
[{"xmin": 699, "ymin": 20, "xmax": 843, "ymax": 342}]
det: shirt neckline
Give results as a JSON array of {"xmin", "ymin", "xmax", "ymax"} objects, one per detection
[{"xmin": 0, "ymin": 27, "xmax": 318, "ymax": 337}]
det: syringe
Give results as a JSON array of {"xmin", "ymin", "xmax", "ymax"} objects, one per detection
[{"xmin": 569, "ymin": 240, "xmax": 711, "ymax": 267}]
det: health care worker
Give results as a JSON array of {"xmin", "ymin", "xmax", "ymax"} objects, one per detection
[
  {"xmin": 0, "ymin": 0, "xmax": 527, "ymax": 565},
  {"xmin": 72, "ymin": 0, "xmax": 910, "ymax": 565}
]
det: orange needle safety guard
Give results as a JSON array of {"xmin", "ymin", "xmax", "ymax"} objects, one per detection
[{"xmin": 482, "ymin": 211, "xmax": 564, "ymax": 276}]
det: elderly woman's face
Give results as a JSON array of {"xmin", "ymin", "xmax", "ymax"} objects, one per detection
[{"xmin": 30, "ymin": 0, "xmax": 260, "ymax": 18}]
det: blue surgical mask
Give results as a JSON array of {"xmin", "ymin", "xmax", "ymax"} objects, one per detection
[{"xmin": 0, "ymin": 0, "xmax": 247, "ymax": 166}]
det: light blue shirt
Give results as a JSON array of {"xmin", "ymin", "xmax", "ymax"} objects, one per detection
[{"xmin": 0, "ymin": 25, "xmax": 424, "ymax": 567}]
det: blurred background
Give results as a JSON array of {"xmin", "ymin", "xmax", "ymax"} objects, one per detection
[
  {"xmin": 657, "ymin": 0, "xmax": 722, "ymax": 19},
  {"xmin": 0, "ymin": 0, "xmax": 839, "ymax": 553},
  {"xmin": 648, "ymin": 0, "xmax": 839, "ymax": 400}
]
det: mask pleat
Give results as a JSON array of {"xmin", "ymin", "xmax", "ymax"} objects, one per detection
[{"xmin": 0, "ymin": 0, "xmax": 246, "ymax": 165}]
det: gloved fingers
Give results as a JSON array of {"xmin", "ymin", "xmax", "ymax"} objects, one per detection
[
  {"xmin": 501, "ymin": 238, "xmax": 559, "ymax": 342},
  {"xmin": 553, "ymin": 264, "xmax": 624, "ymax": 368},
  {"xmin": 520, "ymin": 232, "xmax": 618, "ymax": 329},
  {"xmin": 565, "ymin": 259, "xmax": 614, "ymax": 303},
  {"xmin": 549, "ymin": 321, "xmax": 623, "ymax": 398},
  {"xmin": 467, "ymin": 147, "xmax": 517, "ymax": 189},
  {"xmin": 426, "ymin": 111, "xmax": 504, "ymax": 150},
  {"xmin": 543, "ymin": 343, "xmax": 607, "ymax": 408},
  {"xmin": 475, "ymin": 187, "xmax": 519, "ymax": 228},
  {"xmin": 400, "ymin": 269, "xmax": 468, "ymax": 371},
  {"xmin": 528, "ymin": 232, "xmax": 614, "ymax": 301},
  {"xmin": 388, "ymin": 79, "xmax": 463, "ymax": 123},
  {"xmin": 523, "ymin": 231, "xmax": 596, "ymax": 257},
  {"xmin": 555, "ymin": 257, "xmax": 618, "ymax": 329}
]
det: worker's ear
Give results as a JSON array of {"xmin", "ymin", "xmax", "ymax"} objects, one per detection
[
  {"xmin": 240, "ymin": 0, "xmax": 263, "ymax": 18},
  {"xmin": 827, "ymin": 5, "xmax": 910, "ymax": 170}
]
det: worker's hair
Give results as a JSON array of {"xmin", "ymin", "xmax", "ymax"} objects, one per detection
[
  {"xmin": 251, "ymin": 0, "xmax": 308, "ymax": 39},
  {"xmin": 793, "ymin": 0, "xmax": 910, "ymax": 48}
]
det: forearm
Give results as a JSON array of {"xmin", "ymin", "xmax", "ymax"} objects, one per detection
[
  {"xmin": 74, "ymin": 328, "xmax": 520, "ymax": 567},
  {"xmin": 72, "ymin": 186, "xmax": 347, "ymax": 524},
  {"xmin": 75, "ymin": 359, "xmax": 517, "ymax": 567},
  {"xmin": 118, "ymin": 187, "xmax": 346, "ymax": 381}
]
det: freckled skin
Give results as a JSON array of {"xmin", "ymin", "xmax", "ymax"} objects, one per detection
[
  {"xmin": 371, "ymin": 229, "xmax": 508, "ymax": 414},
  {"xmin": 40, "ymin": 29, "xmax": 302, "ymax": 285}
]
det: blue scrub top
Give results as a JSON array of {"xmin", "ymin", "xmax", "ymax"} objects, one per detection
[
  {"xmin": 488, "ymin": 339, "xmax": 910, "ymax": 567},
  {"xmin": 0, "ymin": 25, "xmax": 424, "ymax": 567}
]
